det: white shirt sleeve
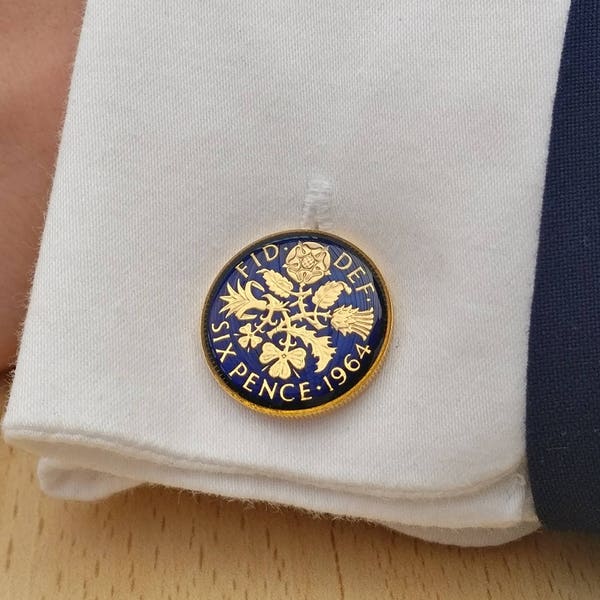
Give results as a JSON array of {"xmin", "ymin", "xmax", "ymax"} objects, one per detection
[{"xmin": 2, "ymin": 0, "xmax": 570, "ymax": 545}]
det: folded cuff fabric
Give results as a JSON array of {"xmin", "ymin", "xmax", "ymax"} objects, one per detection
[{"xmin": 2, "ymin": 0, "xmax": 581, "ymax": 546}]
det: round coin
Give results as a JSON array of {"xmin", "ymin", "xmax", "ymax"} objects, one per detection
[{"xmin": 201, "ymin": 230, "xmax": 392, "ymax": 417}]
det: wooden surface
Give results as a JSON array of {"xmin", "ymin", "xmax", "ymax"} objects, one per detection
[{"xmin": 1, "ymin": 379, "xmax": 599, "ymax": 600}]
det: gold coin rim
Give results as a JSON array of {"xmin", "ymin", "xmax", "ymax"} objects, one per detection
[{"xmin": 200, "ymin": 229, "xmax": 393, "ymax": 418}]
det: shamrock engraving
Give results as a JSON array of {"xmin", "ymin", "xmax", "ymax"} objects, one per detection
[
  {"xmin": 237, "ymin": 323, "xmax": 262, "ymax": 349},
  {"xmin": 259, "ymin": 342, "xmax": 307, "ymax": 379}
]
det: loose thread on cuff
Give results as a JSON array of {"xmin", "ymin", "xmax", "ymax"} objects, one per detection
[{"xmin": 302, "ymin": 177, "xmax": 333, "ymax": 230}]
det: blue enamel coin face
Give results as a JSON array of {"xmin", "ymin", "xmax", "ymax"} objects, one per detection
[{"xmin": 201, "ymin": 230, "xmax": 392, "ymax": 417}]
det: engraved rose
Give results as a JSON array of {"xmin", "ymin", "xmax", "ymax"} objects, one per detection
[{"xmin": 284, "ymin": 242, "xmax": 331, "ymax": 285}]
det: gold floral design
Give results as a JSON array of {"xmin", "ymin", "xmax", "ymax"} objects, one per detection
[
  {"xmin": 237, "ymin": 323, "xmax": 262, "ymax": 349},
  {"xmin": 259, "ymin": 343, "xmax": 306, "ymax": 379},
  {"xmin": 330, "ymin": 305, "xmax": 374, "ymax": 341},
  {"xmin": 284, "ymin": 242, "xmax": 331, "ymax": 285},
  {"xmin": 219, "ymin": 243, "xmax": 374, "ymax": 380}
]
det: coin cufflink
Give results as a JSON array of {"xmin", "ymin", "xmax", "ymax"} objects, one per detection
[{"xmin": 201, "ymin": 230, "xmax": 392, "ymax": 417}]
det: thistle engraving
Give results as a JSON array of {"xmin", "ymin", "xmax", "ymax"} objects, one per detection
[{"xmin": 218, "ymin": 242, "xmax": 375, "ymax": 380}]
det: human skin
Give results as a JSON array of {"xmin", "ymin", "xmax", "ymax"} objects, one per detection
[{"xmin": 0, "ymin": 0, "xmax": 84, "ymax": 372}]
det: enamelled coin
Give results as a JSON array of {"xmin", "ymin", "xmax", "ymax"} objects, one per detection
[{"xmin": 201, "ymin": 230, "xmax": 392, "ymax": 417}]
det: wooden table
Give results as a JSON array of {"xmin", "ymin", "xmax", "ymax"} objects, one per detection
[{"xmin": 1, "ymin": 378, "xmax": 599, "ymax": 600}]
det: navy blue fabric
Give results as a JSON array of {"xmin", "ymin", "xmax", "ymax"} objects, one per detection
[{"xmin": 526, "ymin": 0, "xmax": 600, "ymax": 531}]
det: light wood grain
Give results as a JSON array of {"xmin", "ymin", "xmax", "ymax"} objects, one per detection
[{"xmin": 1, "ymin": 378, "xmax": 599, "ymax": 600}]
